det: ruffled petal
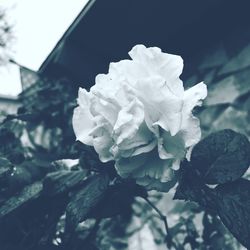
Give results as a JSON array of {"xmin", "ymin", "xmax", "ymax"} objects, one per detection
[
  {"xmin": 180, "ymin": 82, "xmax": 207, "ymax": 147},
  {"xmin": 113, "ymin": 97, "xmax": 144, "ymax": 146},
  {"xmin": 93, "ymin": 73, "xmax": 127, "ymax": 105},
  {"xmin": 116, "ymin": 149, "xmax": 173, "ymax": 180},
  {"xmin": 90, "ymin": 117, "xmax": 114, "ymax": 162},
  {"xmin": 131, "ymin": 139, "xmax": 157, "ymax": 157},
  {"xmin": 117, "ymin": 121, "xmax": 154, "ymax": 149},
  {"xmin": 77, "ymin": 87, "xmax": 92, "ymax": 108},
  {"xmin": 135, "ymin": 76, "xmax": 183, "ymax": 135},
  {"xmin": 72, "ymin": 88, "xmax": 94, "ymax": 145},
  {"xmin": 115, "ymin": 153, "xmax": 147, "ymax": 178},
  {"xmin": 116, "ymin": 149, "xmax": 177, "ymax": 191},
  {"xmin": 183, "ymin": 82, "xmax": 207, "ymax": 114},
  {"xmin": 89, "ymin": 97, "xmax": 118, "ymax": 126},
  {"xmin": 179, "ymin": 116, "xmax": 202, "ymax": 148},
  {"xmin": 109, "ymin": 60, "xmax": 148, "ymax": 87},
  {"xmin": 158, "ymin": 130, "xmax": 186, "ymax": 160},
  {"xmin": 136, "ymin": 174, "xmax": 177, "ymax": 192},
  {"xmin": 129, "ymin": 44, "xmax": 184, "ymax": 95},
  {"xmin": 132, "ymin": 150, "xmax": 173, "ymax": 182}
]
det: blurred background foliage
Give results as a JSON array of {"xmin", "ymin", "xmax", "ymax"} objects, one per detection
[{"xmin": 0, "ymin": 7, "xmax": 13, "ymax": 65}]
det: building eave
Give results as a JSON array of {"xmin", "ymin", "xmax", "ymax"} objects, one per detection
[
  {"xmin": 38, "ymin": 0, "xmax": 96, "ymax": 74},
  {"xmin": 0, "ymin": 94, "xmax": 20, "ymax": 102}
]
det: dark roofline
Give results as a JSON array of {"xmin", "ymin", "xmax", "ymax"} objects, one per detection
[
  {"xmin": 9, "ymin": 58, "xmax": 37, "ymax": 73},
  {"xmin": 0, "ymin": 94, "xmax": 19, "ymax": 102},
  {"xmin": 38, "ymin": 0, "xmax": 96, "ymax": 74}
]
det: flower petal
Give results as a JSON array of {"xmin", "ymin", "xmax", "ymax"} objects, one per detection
[
  {"xmin": 129, "ymin": 44, "xmax": 184, "ymax": 95},
  {"xmin": 132, "ymin": 150, "xmax": 173, "ymax": 182},
  {"xmin": 183, "ymin": 82, "xmax": 207, "ymax": 114},
  {"xmin": 116, "ymin": 150, "xmax": 177, "ymax": 192},
  {"xmin": 90, "ymin": 117, "xmax": 114, "ymax": 162},
  {"xmin": 90, "ymin": 97, "xmax": 118, "ymax": 126},
  {"xmin": 135, "ymin": 76, "xmax": 183, "ymax": 135},
  {"xmin": 180, "ymin": 82, "xmax": 207, "ymax": 147},
  {"xmin": 113, "ymin": 97, "xmax": 144, "ymax": 146},
  {"xmin": 180, "ymin": 116, "xmax": 202, "ymax": 148},
  {"xmin": 136, "ymin": 174, "xmax": 177, "ymax": 192},
  {"xmin": 158, "ymin": 130, "xmax": 186, "ymax": 160},
  {"xmin": 115, "ymin": 153, "xmax": 147, "ymax": 178},
  {"xmin": 72, "ymin": 88, "xmax": 94, "ymax": 145}
]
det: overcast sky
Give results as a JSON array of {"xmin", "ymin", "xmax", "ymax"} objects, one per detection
[{"xmin": 0, "ymin": 0, "xmax": 88, "ymax": 96}]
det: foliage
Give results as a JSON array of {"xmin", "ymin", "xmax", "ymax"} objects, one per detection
[
  {"xmin": 0, "ymin": 77, "xmax": 249, "ymax": 250},
  {"xmin": 0, "ymin": 7, "xmax": 13, "ymax": 64},
  {"xmin": 174, "ymin": 129, "xmax": 250, "ymax": 249}
]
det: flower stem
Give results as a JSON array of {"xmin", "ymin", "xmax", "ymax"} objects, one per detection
[{"xmin": 143, "ymin": 197, "xmax": 172, "ymax": 247}]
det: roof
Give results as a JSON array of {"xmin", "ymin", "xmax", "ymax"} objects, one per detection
[
  {"xmin": 0, "ymin": 94, "xmax": 19, "ymax": 102},
  {"xmin": 19, "ymin": 66, "xmax": 39, "ymax": 91},
  {"xmin": 38, "ymin": 0, "xmax": 250, "ymax": 84},
  {"xmin": 39, "ymin": 0, "xmax": 96, "ymax": 73}
]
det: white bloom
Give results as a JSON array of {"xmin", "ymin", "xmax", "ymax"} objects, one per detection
[{"xmin": 73, "ymin": 45, "xmax": 207, "ymax": 192}]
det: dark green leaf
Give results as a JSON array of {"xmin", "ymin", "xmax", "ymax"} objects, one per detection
[
  {"xmin": 7, "ymin": 167, "xmax": 33, "ymax": 191},
  {"xmin": 66, "ymin": 174, "xmax": 110, "ymax": 230},
  {"xmin": 0, "ymin": 157, "xmax": 11, "ymax": 167},
  {"xmin": 214, "ymin": 179, "xmax": 250, "ymax": 249},
  {"xmin": 88, "ymin": 181, "xmax": 145, "ymax": 219},
  {"xmin": 0, "ymin": 182, "xmax": 43, "ymax": 220},
  {"xmin": 43, "ymin": 170, "xmax": 86, "ymax": 195},
  {"xmin": 0, "ymin": 157, "xmax": 11, "ymax": 186},
  {"xmin": 174, "ymin": 161, "xmax": 219, "ymax": 213},
  {"xmin": 190, "ymin": 129, "xmax": 250, "ymax": 184}
]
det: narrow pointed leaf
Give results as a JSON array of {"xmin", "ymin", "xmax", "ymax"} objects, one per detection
[{"xmin": 66, "ymin": 174, "xmax": 110, "ymax": 230}]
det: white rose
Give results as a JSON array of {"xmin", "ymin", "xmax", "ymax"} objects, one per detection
[{"xmin": 72, "ymin": 45, "xmax": 207, "ymax": 192}]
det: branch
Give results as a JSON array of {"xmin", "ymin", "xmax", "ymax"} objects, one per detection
[{"xmin": 143, "ymin": 196, "xmax": 174, "ymax": 248}]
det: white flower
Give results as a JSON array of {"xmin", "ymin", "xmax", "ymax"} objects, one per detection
[{"xmin": 72, "ymin": 45, "xmax": 207, "ymax": 192}]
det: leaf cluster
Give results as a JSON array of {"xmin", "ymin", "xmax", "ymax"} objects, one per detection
[{"xmin": 174, "ymin": 129, "xmax": 250, "ymax": 249}]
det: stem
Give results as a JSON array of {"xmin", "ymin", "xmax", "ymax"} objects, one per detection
[
  {"xmin": 143, "ymin": 197, "xmax": 172, "ymax": 245},
  {"xmin": 88, "ymin": 218, "xmax": 101, "ymax": 240}
]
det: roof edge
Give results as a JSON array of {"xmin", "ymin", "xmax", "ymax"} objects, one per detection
[
  {"xmin": 0, "ymin": 94, "xmax": 19, "ymax": 101},
  {"xmin": 38, "ymin": 0, "xmax": 97, "ymax": 74}
]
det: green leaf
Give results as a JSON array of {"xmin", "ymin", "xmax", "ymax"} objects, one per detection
[
  {"xmin": 43, "ymin": 170, "xmax": 86, "ymax": 195},
  {"xmin": 0, "ymin": 182, "xmax": 43, "ymax": 220},
  {"xmin": 190, "ymin": 129, "xmax": 250, "ymax": 184},
  {"xmin": 173, "ymin": 161, "xmax": 213, "ymax": 207},
  {"xmin": 87, "ymin": 181, "xmax": 146, "ymax": 219},
  {"xmin": 0, "ymin": 157, "xmax": 11, "ymax": 186},
  {"xmin": 0, "ymin": 157, "xmax": 10, "ymax": 167},
  {"xmin": 66, "ymin": 174, "xmax": 110, "ymax": 230},
  {"xmin": 4, "ymin": 113, "xmax": 41, "ymax": 123},
  {"xmin": 7, "ymin": 167, "xmax": 33, "ymax": 192},
  {"xmin": 214, "ymin": 179, "xmax": 250, "ymax": 249}
]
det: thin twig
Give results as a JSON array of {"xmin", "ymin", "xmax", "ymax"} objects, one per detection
[
  {"xmin": 144, "ymin": 197, "xmax": 169, "ymax": 234},
  {"xmin": 143, "ymin": 196, "xmax": 173, "ymax": 248}
]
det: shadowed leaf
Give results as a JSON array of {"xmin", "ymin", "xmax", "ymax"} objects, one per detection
[
  {"xmin": 0, "ymin": 182, "xmax": 43, "ymax": 220},
  {"xmin": 66, "ymin": 174, "xmax": 110, "ymax": 230},
  {"xmin": 214, "ymin": 179, "xmax": 250, "ymax": 249},
  {"xmin": 43, "ymin": 170, "xmax": 86, "ymax": 195},
  {"xmin": 191, "ymin": 129, "xmax": 250, "ymax": 184}
]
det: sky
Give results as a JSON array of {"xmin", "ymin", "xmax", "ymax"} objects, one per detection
[{"xmin": 0, "ymin": 0, "xmax": 89, "ymax": 96}]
